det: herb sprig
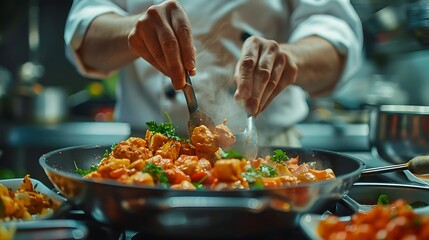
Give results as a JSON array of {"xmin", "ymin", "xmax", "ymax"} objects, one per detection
[
  {"xmin": 377, "ymin": 194, "xmax": 390, "ymax": 206},
  {"xmin": 270, "ymin": 149, "xmax": 289, "ymax": 166},
  {"xmin": 220, "ymin": 149, "xmax": 244, "ymax": 160},
  {"xmin": 74, "ymin": 161, "xmax": 98, "ymax": 176},
  {"xmin": 142, "ymin": 163, "xmax": 169, "ymax": 188},
  {"xmin": 146, "ymin": 112, "xmax": 181, "ymax": 140},
  {"xmin": 104, "ymin": 143, "xmax": 117, "ymax": 158},
  {"xmin": 242, "ymin": 164, "xmax": 278, "ymax": 183}
]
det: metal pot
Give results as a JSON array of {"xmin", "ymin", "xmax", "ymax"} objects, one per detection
[
  {"xmin": 12, "ymin": 85, "xmax": 68, "ymax": 124},
  {"xmin": 39, "ymin": 146, "xmax": 364, "ymax": 238},
  {"xmin": 407, "ymin": 1, "xmax": 429, "ymax": 46},
  {"xmin": 369, "ymin": 105, "xmax": 429, "ymax": 164}
]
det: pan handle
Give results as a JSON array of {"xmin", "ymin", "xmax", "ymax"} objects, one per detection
[{"xmin": 361, "ymin": 163, "xmax": 408, "ymax": 175}]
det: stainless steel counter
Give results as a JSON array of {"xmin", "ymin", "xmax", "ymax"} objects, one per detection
[
  {"xmin": 0, "ymin": 121, "xmax": 131, "ymax": 148},
  {"xmin": 296, "ymin": 123, "xmax": 370, "ymax": 152},
  {"xmin": 0, "ymin": 121, "xmax": 131, "ymax": 186}
]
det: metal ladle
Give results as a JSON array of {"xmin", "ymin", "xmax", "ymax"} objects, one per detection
[{"xmin": 231, "ymin": 114, "xmax": 259, "ymax": 160}]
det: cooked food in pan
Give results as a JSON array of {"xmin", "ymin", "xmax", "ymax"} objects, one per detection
[
  {"xmin": 0, "ymin": 175, "xmax": 61, "ymax": 221},
  {"xmin": 76, "ymin": 119, "xmax": 336, "ymax": 190},
  {"xmin": 317, "ymin": 199, "xmax": 429, "ymax": 240}
]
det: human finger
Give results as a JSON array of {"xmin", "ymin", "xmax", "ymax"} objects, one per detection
[
  {"xmin": 259, "ymin": 56, "xmax": 298, "ymax": 113},
  {"xmin": 248, "ymin": 39, "xmax": 279, "ymax": 115},
  {"xmin": 128, "ymin": 28, "xmax": 169, "ymax": 76},
  {"xmin": 234, "ymin": 36, "xmax": 260, "ymax": 104},
  {"xmin": 257, "ymin": 53, "xmax": 286, "ymax": 114},
  {"xmin": 131, "ymin": 6, "xmax": 171, "ymax": 75},
  {"xmin": 170, "ymin": 3, "xmax": 195, "ymax": 74}
]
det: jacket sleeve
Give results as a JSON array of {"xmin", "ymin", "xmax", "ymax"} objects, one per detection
[
  {"xmin": 64, "ymin": 0, "xmax": 128, "ymax": 78},
  {"xmin": 289, "ymin": 0, "xmax": 364, "ymax": 91}
]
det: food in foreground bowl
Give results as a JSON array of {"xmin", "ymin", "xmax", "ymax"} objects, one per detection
[
  {"xmin": 0, "ymin": 175, "xmax": 60, "ymax": 221},
  {"xmin": 317, "ymin": 199, "xmax": 429, "ymax": 239},
  {"xmin": 76, "ymin": 119, "xmax": 336, "ymax": 190},
  {"xmin": 0, "ymin": 223, "xmax": 14, "ymax": 240}
]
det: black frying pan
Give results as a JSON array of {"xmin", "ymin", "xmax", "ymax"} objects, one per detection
[{"xmin": 39, "ymin": 145, "xmax": 364, "ymax": 238}]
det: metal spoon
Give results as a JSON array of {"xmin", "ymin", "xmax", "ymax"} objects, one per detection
[
  {"xmin": 231, "ymin": 114, "xmax": 259, "ymax": 160},
  {"xmin": 182, "ymin": 71, "xmax": 215, "ymax": 137}
]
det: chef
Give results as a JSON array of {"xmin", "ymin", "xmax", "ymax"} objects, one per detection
[{"xmin": 64, "ymin": 0, "xmax": 363, "ymax": 146}]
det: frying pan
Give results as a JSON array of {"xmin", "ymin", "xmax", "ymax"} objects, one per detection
[{"xmin": 39, "ymin": 145, "xmax": 364, "ymax": 238}]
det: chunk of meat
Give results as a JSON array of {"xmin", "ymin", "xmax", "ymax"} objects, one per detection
[
  {"xmin": 258, "ymin": 175, "xmax": 298, "ymax": 188},
  {"xmin": 97, "ymin": 158, "xmax": 130, "ymax": 178},
  {"xmin": 145, "ymin": 131, "xmax": 170, "ymax": 153},
  {"xmin": 112, "ymin": 137, "xmax": 152, "ymax": 162},
  {"xmin": 170, "ymin": 180, "xmax": 196, "ymax": 190},
  {"xmin": 145, "ymin": 155, "xmax": 174, "ymax": 170},
  {"xmin": 179, "ymin": 141, "xmax": 196, "ymax": 156},
  {"xmin": 213, "ymin": 119, "xmax": 236, "ymax": 149},
  {"xmin": 155, "ymin": 140, "xmax": 181, "ymax": 161},
  {"xmin": 197, "ymin": 158, "xmax": 212, "ymax": 171},
  {"xmin": 165, "ymin": 167, "xmax": 191, "ymax": 184},
  {"xmin": 175, "ymin": 155, "xmax": 199, "ymax": 176},
  {"xmin": 211, "ymin": 180, "xmax": 249, "ymax": 190},
  {"xmin": 211, "ymin": 159, "xmax": 246, "ymax": 182},
  {"xmin": 118, "ymin": 171, "xmax": 154, "ymax": 186},
  {"xmin": 191, "ymin": 125, "xmax": 219, "ymax": 162}
]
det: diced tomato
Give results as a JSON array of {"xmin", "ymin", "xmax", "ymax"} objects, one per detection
[
  {"xmin": 191, "ymin": 171, "xmax": 214, "ymax": 184},
  {"xmin": 308, "ymin": 168, "xmax": 335, "ymax": 180},
  {"xmin": 165, "ymin": 168, "xmax": 190, "ymax": 184}
]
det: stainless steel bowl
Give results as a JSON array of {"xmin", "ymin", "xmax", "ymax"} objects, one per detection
[
  {"xmin": 343, "ymin": 182, "xmax": 429, "ymax": 214},
  {"xmin": 369, "ymin": 105, "xmax": 429, "ymax": 164}
]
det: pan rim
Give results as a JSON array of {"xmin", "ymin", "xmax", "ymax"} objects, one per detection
[{"xmin": 39, "ymin": 144, "xmax": 366, "ymax": 192}]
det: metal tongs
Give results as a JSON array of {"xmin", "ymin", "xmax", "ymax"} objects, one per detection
[{"xmin": 182, "ymin": 71, "xmax": 215, "ymax": 137}]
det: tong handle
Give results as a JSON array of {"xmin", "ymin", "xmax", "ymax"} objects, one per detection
[{"xmin": 183, "ymin": 71, "xmax": 199, "ymax": 113}]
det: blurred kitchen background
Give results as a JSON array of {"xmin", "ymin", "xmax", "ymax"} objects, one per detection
[{"xmin": 0, "ymin": 0, "xmax": 428, "ymax": 183}]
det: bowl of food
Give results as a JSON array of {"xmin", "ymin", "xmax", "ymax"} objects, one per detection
[
  {"xmin": 0, "ymin": 175, "xmax": 67, "ymax": 222},
  {"xmin": 342, "ymin": 182, "xmax": 429, "ymax": 215},
  {"xmin": 301, "ymin": 196, "xmax": 429, "ymax": 240},
  {"xmin": 369, "ymin": 105, "xmax": 429, "ymax": 164}
]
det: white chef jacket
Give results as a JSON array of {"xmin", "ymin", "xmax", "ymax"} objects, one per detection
[{"xmin": 64, "ymin": 0, "xmax": 363, "ymax": 142}]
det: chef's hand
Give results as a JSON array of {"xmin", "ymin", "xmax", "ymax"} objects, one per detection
[
  {"xmin": 234, "ymin": 36, "xmax": 298, "ymax": 116},
  {"xmin": 128, "ymin": 0, "xmax": 196, "ymax": 90}
]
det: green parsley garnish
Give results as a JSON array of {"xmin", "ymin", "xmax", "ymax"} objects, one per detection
[
  {"xmin": 242, "ymin": 165, "xmax": 260, "ymax": 183},
  {"xmin": 258, "ymin": 165, "xmax": 278, "ymax": 178},
  {"xmin": 142, "ymin": 163, "xmax": 169, "ymax": 188},
  {"xmin": 242, "ymin": 164, "xmax": 278, "ymax": 183},
  {"xmin": 270, "ymin": 149, "xmax": 289, "ymax": 166},
  {"xmin": 104, "ymin": 143, "xmax": 117, "ymax": 158},
  {"xmin": 74, "ymin": 161, "xmax": 98, "ymax": 176},
  {"xmin": 192, "ymin": 182, "xmax": 206, "ymax": 190},
  {"xmin": 377, "ymin": 194, "xmax": 390, "ymax": 206},
  {"xmin": 252, "ymin": 181, "xmax": 265, "ymax": 190},
  {"xmin": 220, "ymin": 149, "xmax": 244, "ymax": 159},
  {"xmin": 146, "ymin": 113, "xmax": 181, "ymax": 140}
]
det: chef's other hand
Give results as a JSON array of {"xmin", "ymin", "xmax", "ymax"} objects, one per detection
[
  {"xmin": 234, "ymin": 36, "xmax": 298, "ymax": 116},
  {"xmin": 128, "ymin": 0, "xmax": 196, "ymax": 90}
]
